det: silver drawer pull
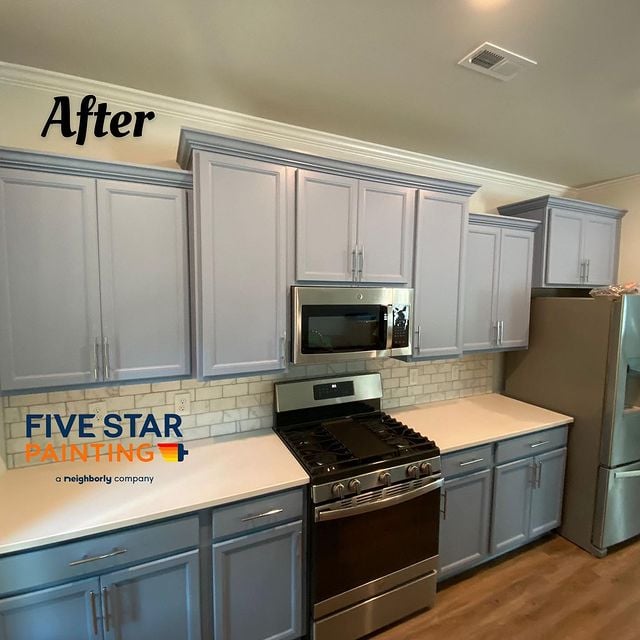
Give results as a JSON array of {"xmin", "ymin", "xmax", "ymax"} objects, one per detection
[
  {"xmin": 241, "ymin": 508, "xmax": 284, "ymax": 522},
  {"xmin": 69, "ymin": 548, "xmax": 128, "ymax": 567},
  {"xmin": 459, "ymin": 458, "xmax": 484, "ymax": 467},
  {"xmin": 529, "ymin": 440, "xmax": 550, "ymax": 448}
]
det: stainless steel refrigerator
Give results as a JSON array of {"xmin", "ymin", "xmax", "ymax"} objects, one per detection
[{"xmin": 505, "ymin": 295, "xmax": 640, "ymax": 557}]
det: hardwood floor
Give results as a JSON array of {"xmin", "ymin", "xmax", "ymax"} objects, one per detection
[{"xmin": 372, "ymin": 535, "xmax": 640, "ymax": 640}]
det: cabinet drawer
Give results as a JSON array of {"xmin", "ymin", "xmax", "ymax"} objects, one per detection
[
  {"xmin": 212, "ymin": 489, "xmax": 303, "ymax": 541},
  {"xmin": 495, "ymin": 426, "xmax": 569, "ymax": 464},
  {"xmin": 0, "ymin": 515, "xmax": 199, "ymax": 597},
  {"xmin": 442, "ymin": 445, "xmax": 494, "ymax": 478}
]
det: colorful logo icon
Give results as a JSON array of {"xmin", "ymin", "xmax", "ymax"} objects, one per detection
[{"xmin": 157, "ymin": 443, "xmax": 189, "ymax": 462}]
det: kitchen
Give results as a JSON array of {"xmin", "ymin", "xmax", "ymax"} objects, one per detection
[{"xmin": 1, "ymin": 2, "xmax": 640, "ymax": 639}]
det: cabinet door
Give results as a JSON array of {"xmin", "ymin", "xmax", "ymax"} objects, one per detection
[
  {"xmin": 213, "ymin": 521, "xmax": 302, "ymax": 640},
  {"xmin": 490, "ymin": 457, "xmax": 534, "ymax": 555},
  {"xmin": 439, "ymin": 469, "xmax": 492, "ymax": 580},
  {"xmin": 463, "ymin": 225, "xmax": 500, "ymax": 351},
  {"xmin": 496, "ymin": 228, "xmax": 534, "ymax": 349},
  {"xmin": 582, "ymin": 214, "xmax": 618, "ymax": 286},
  {"xmin": 0, "ymin": 578, "xmax": 101, "ymax": 640},
  {"xmin": 413, "ymin": 191, "xmax": 467, "ymax": 358},
  {"xmin": 0, "ymin": 169, "xmax": 102, "ymax": 390},
  {"xmin": 97, "ymin": 181, "xmax": 190, "ymax": 381},
  {"xmin": 357, "ymin": 181, "xmax": 414, "ymax": 283},
  {"xmin": 296, "ymin": 170, "xmax": 357, "ymax": 282},
  {"xmin": 545, "ymin": 208, "xmax": 583, "ymax": 286},
  {"xmin": 530, "ymin": 448, "xmax": 567, "ymax": 538},
  {"xmin": 101, "ymin": 551, "xmax": 200, "ymax": 640},
  {"xmin": 196, "ymin": 153, "xmax": 287, "ymax": 376}
]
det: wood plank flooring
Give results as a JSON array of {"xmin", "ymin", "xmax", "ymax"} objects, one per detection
[{"xmin": 372, "ymin": 535, "xmax": 640, "ymax": 640}]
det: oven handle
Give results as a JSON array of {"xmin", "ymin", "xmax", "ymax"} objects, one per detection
[
  {"xmin": 315, "ymin": 477, "xmax": 443, "ymax": 522},
  {"xmin": 386, "ymin": 304, "xmax": 394, "ymax": 350}
]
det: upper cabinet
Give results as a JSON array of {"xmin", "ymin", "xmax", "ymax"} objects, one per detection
[
  {"xmin": 463, "ymin": 214, "xmax": 537, "ymax": 353},
  {"xmin": 498, "ymin": 196, "xmax": 626, "ymax": 289},
  {"xmin": 412, "ymin": 191, "xmax": 468, "ymax": 359},
  {"xmin": 193, "ymin": 152, "xmax": 288, "ymax": 377},
  {"xmin": 296, "ymin": 170, "xmax": 415, "ymax": 284},
  {"xmin": 0, "ymin": 151, "xmax": 192, "ymax": 391}
]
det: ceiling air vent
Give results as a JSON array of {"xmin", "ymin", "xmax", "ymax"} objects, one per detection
[{"xmin": 458, "ymin": 42, "xmax": 537, "ymax": 81}]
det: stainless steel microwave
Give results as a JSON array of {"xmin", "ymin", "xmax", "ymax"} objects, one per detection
[{"xmin": 291, "ymin": 286, "xmax": 413, "ymax": 364}]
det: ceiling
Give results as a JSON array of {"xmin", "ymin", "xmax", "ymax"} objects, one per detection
[{"xmin": 1, "ymin": 0, "xmax": 639, "ymax": 185}]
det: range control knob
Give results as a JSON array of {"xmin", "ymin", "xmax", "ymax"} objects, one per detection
[
  {"xmin": 406, "ymin": 464, "xmax": 420, "ymax": 479},
  {"xmin": 332, "ymin": 483, "xmax": 346, "ymax": 499},
  {"xmin": 348, "ymin": 479, "xmax": 362, "ymax": 495},
  {"xmin": 378, "ymin": 471, "xmax": 392, "ymax": 486},
  {"xmin": 419, "ymin": 462, "xmax": 432, "ymax": 476}
]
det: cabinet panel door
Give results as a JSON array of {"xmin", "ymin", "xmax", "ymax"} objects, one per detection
[
  {"xmin": 463, "ymin": 225, "xmax": 500, "ymax": 351},
  {"xmin": 496, "ymin": 229, "xmax": 534, "ymax": 349},
  {"xmin": 97, "ymin": 181, "xmax": 190, "ymax": 381},
  {"xmin": 357, "ymin": 181, "xmax": 414, "ymax": 283},
  {"xmin": 530, "ymin": 448, "xmax": 567, "ymax": 538},
  {"xmin": 296, "ymin": 170, "xmax": 358, "ymax": 282},
  {"xmin": 101, "ymin": 551, "xmax": 200, "ymax": 640},
  {"xmin": 545, "ymin": 208, "xmax": 583, "ymax": 286},
  {"xmin": 213, "ymin": 521, "xmax": 303, "ymax": 640},
  {"xmin": 0, "ymin": 578, "xmax": 100, "ymax": 640},
  {"xmin": 0, "ymin": 169, "xmax": 101, "ymax": 390},
  {"xmin": 582, "ymin": 214, "xmax": 618, "ymax": 286},
  {"xmin": 439, "ymin": 469, "xmax": 492, "ymax": 580},
  {"xmin": 196, "ymin": 153, "xmax": 287, "ymax": 376},
  {"xmin": 490, "ymin": 457, "xmax": 534, "ymax": 556},
  {"xmin": 413, "ymin": 191, "xmax": 467, "ymax": 358}
]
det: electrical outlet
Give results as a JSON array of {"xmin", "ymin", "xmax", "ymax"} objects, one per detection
[
  {"xmin": 89, "ymin": 401, "xmax": 107, "ymax": 423},
  {"xmin": 174, "ymin": 393, "xmax": 191, "ymax": 416},
  {"xmin": 409, "ymin": 369, "xmax": 418, "ymax": 386}
]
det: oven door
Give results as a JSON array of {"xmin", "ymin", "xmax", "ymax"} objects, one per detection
[{"xmin": 312, "ymin": 477, "xmax": 442, "ymax": 618}]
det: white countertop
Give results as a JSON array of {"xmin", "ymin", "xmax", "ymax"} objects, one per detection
[
  {"xmin": 0, "ymin": 431, "xmax": 308, "ymax": 555},
  {"xmin": 391, "ymin": 393, "xmax": 573, "ymax": 454}
]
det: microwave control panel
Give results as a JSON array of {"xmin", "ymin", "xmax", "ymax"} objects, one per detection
[{"xmin": 392, "ymin": 305, "xmax": 410, "ymax": 348}]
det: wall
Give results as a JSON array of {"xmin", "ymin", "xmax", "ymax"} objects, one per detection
[
  {"xmin": 0, "ymin": 62, "xmax": 571, "ymax": 469},
  {"xmin": 2, "ymin": 354, "xmax": 496, "ymax": 469},
  {"xmin": 578, "ymin": 177, "xmax": 640, "ymax": 283},
  {"xmin": 0, "ymin": 408, "xmax": 6, "ymax": 475}
]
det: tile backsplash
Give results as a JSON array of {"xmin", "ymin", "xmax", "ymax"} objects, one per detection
[{"xmin": 1, "ymin": 354, "xmax": 497, "ymax": 469}]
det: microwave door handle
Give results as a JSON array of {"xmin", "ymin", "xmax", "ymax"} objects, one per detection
[
  {"xmin": 315, "ymin": 477, "xmax": 443, "ymax": 522},
  {"xmin": 386, "ymin": 304, "xmax": 394, "ymax": 351}
]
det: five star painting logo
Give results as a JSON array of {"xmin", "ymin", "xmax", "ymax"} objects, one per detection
[{"xmin": 157, "ymin": 442, "xmax": 190, "ymax": 462}]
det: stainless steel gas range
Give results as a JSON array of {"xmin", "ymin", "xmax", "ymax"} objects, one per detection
[{"xmin": 274, "ymin": 373, "xmax": 442, "ymax": 640}]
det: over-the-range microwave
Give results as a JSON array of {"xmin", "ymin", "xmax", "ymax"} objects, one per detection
[{"xmin": 291, "ymin": 286, "xmax": 413, "ymax": 364}]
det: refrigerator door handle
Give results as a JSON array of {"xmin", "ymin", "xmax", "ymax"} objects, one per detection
[{"xmin": 614, "ymin": 470, "xmax": 640, "ymax": 480}]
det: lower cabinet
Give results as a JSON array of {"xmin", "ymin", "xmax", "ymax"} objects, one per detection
[
  {"xmin": 212, "ymin": 520, "xmax": 303, "ymax": 640},
  {"xmin": 0, "ymin": 551, "xmax": 200, "ymax": 640},
  {"xmin": 439, "ymin": 468, "xmax": 492, "ymax": 579}
]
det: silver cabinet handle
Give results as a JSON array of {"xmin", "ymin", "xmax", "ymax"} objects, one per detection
[
  {"xmin": 530, "ymin": 462, "xmax": 538, "ymax": 487},
  {"xmin": 537, "ymin": 461, "xmax": 543, "ymax": 488},
  {"xmin": 494, "ymin": 322, "xmax": 499, "ymax": 346},
  {"xmin": 280, "ymin": 333, "xmax": 286, "ymax": 366},
  {"xmin": 241, "ymin": 508, "xmax": 284, "ymax": 522},
  {"xmin": 89, "ymin": 591, "xmax": 99, "ymax": 636},
  {"xmin": 69, "ymin": 548, "xmax": 128, "ymax": 567},
  {"xmin": 93, "ymin": 338, "xmax": 101, "ymax": 381},
  {"xmin": 529, "ymin": 440, "xmax": 550, "ymax": 449},
  {"xmin": 441, "ymin": 489, "xmax": 448, "ymax": 520},
  {"xmin": 614, "ymin": 470, "xmax": 640, "ymax": 479},
  {"xmin": 500, "ymin": 321, "xmax": 505, "ymax": 345},
  {"xmin": 415, "ymin": 325, "xmax": 421, "ymax": 353},
  {"xmin": 102, "ymin": 587, "xmax": 111, "ymax": 632},
  {"xmin": 351, "ymin": 247, "xmax": 357, "ymax": 281},
  {"xmin": 459, "ymin": 458, "xmax": 484, "ymax": 467},
  {"xmin": 358, "ymin": 245, "xmax": 364, "ymax": 281},
  {"xmin": 585, "ymin": 259, "xmax": 591, "ymax": 283},
  {"xmin": 102, "ymin": 337, "xmax": 111, "ymax": 380}
]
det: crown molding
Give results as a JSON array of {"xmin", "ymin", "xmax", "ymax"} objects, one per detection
[
  {"xmin": 0, "ymin": 62, "xmax": 572, "ymax": 196},
  {"xmin": 469, "ymin": 212, "xmax": 541, "ymax": 231},
  {"xmin": 498, "ymin": 195, "xmax": 626, "ymax": 220}
]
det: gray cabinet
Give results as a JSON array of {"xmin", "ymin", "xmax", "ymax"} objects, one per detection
[
  {"xmin": 491, "ymin": 447, "xmax": 567, "ymax": 556},
  {"xmin": 412, "ymin": 191, "xmax": 468, "ymax": 359},
  {"xmin": 0, "ymin": 167, "xmax": 190, "ymax": 390},
  {"xmin": 498, "ymin": 196, "xmax": 625, "ymax": 288},
  {"xmin": 463, "ymin": 215, "xmax": 536, "ymax": 353},
  {"xmin": 212, "ymin": 520, "xmax": 303, "ymax": 640},
  {"xmin": 101, "ymin": 551, "xmax": 200, "ymax": 640},
  {"xmin": 194, "ymin": 152, "xmax": 288, "ymax": 377},
  {"xmin": 439, "ymin": 469, "xmax": 492, "ymax": 579},
  {"xmin": 296, "ymin": 170, "xmax": 414, "ymax": 284},
  {"xmin": 0, "ymin": 577, "xmax": 101, "ymax": 640}
]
